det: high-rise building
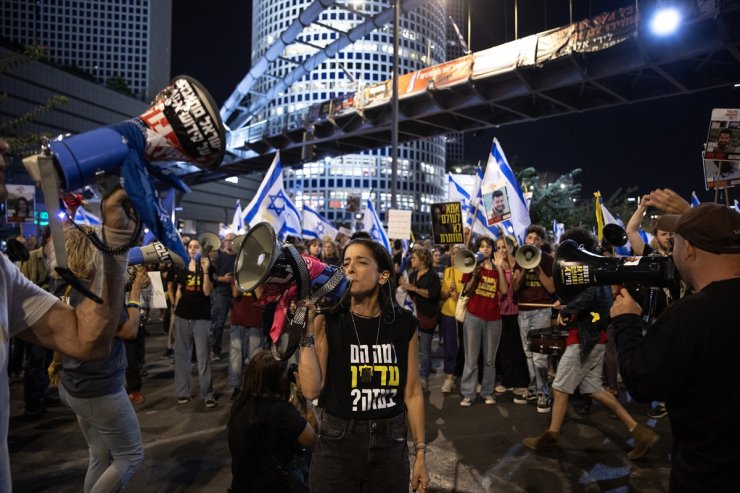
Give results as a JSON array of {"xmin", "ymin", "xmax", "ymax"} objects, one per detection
[
  {"xmin": 251, "ymin": 0, "xmax": 452, "ymax": 233},
  {"xmin": 444, "ymin": 0, "xmax": 468, "ymax": 169},
  {"xmin": 0, "ymin": 0, "xmax": 171, "ymax": 100}
]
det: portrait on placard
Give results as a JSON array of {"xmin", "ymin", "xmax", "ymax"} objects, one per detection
[
  {"xmin": 702, "ymin": 109, "xmax": 740, "ymax": 190},
  {"xmin": 5, "ymin": 183, "xmax": 35, "ymax": 223},
  {"xmin": 482, "ymin": 183, "xmax": 511, "ymax": 226}
]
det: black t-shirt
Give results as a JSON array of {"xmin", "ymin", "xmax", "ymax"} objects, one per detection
[
  {"xmin": 320, "ymin": 308, "xmax": 417, "ymax": 419},
  {"xmin": 228, "ymin": 398, "xmax": 307, "ymax": 493},
  {"xmin": 174, "ymin": 264, "xmax": 214, "ymax": 320},
  {"xmin": 409, "ymin": 269, "xmax": 441, "ymax": 318},
  {"xmin": 212, "ymin": 251, "xmax": 236, "ymax": 293}
]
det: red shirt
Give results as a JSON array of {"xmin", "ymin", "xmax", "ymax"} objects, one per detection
[
  {"xmin": 231, "ymin": 292, "xmax": 263, "ymax": 327},
  {"xmin": 462, "ymin": 266, "xmax": 502, "ymax": 321}
]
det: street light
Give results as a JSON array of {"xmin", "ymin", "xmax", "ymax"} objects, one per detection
[{"xmin": 650, "ymin": 7, "xmax": 681, "ymax": 35}]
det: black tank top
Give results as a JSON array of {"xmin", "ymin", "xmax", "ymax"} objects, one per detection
[{"xmin": 320, "ymin": 308, "xmax": 417, "ymax": 419}]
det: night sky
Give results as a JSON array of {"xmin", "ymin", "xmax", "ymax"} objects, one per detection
[{"xmin": 171, "ymin": 0, "xmax": 740, "ymax": 203}]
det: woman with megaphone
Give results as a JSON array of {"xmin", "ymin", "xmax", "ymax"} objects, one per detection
[
  {"xmin": 298, "ymin": 237, "xmax": 430, "ymax": 493},
  {"xmin": 458, "ymin": 236, "xmax": 508, "ymax": 407}
]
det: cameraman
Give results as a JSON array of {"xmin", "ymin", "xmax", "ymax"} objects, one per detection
[
  {"xmin": 611, "ymin": 200, "xmax": 740, "ymax": 492},
  {"xmin": 1, "ymin": 138, "xmax": 136, "ymax": 490}
]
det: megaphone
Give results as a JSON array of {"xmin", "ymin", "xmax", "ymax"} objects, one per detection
[
  {"xmin": 453, "ymin": 249, "xmax": 484, "ymax": 274},
  {"xmin": 602, "ymin": 224, "xmax": 629, "ymax": 247},
  {"xmin": 553, "ymin": 239, "xmax": 677, "ymax": 302},
  {"xmin": 22, "ymin": 76, "xmax": 225, "ymax": 302},
  {"xmin": 515, "ymin": 244, "xmax": 541, "ymax": 270},
  {"xmin": 232, "ymin": 234, "xmax": 246, "ymax": 254},
  {"xmin": 235, "ymin": 222, "xmax": 349, "ymax": 360},
  {"xmin": 129, "ymin": 241, "xmax": 184, "ymax": 268},
  {"xmin": 1, "ymin": 238, "xmax": 30, "ymax": 263},
  {"xmin": 198, "ymin": 232, "xmax": 222, "ymax": 256}
]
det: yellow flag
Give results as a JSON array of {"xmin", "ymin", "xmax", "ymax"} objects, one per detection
[{"xmin": 594, "ymin": 191, "xmax": 605, "ymax": 242}]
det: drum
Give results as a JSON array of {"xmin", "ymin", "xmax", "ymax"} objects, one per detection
[{"xmin": 527, "ymin": 327, "xmax": 569, "ymax": 356}]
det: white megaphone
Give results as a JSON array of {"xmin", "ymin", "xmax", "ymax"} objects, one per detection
[
  {"xmin": 515, "ymin": 244, "xmax": 541, "ymax": 270},
  {"xmin": 453, "ymin": 249, "xmax": 484, "ymax": 274},
  {"xmin": 21, "ymin": 76, "xmax": 225, "ymax": 302},
  {"xmin": 198, "ymin": 232, "xmax": 222, "ymax": 256},
  {"xmin": 235, "ymin": 222, "xmax": 349, "ymax": 360},
  {"xmin": 232, "ymin": 234, "xmax": 246, "ymax": 254},
  {"xmin": 128, "ymin": 242, "xmax": 184, "ymax": 268}
]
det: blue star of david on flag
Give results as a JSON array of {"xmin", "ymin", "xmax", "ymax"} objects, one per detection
[
  {"xmin": 301, "ymin": 205, "xmax": 338, "ymax": 240},
  {"xmin": 267, "ymin": 189, "xmax": 290, "ymax": 216}
]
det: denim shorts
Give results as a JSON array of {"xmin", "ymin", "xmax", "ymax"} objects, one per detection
[
  {"xmin": 309, "ymin": 411, "xmax": 410, "ymax": 493},
  {"xmin": 552, "ymin": 344, "xmax": 606, "ymax": 395}
]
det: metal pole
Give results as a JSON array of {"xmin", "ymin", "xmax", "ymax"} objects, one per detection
[
  {"xmin": 467, "ymin": 0, "xmax": 472, "ymax": 51},
  {"xmin": 514, "ymin": 0, "xmax": 519, "ymax": 40},
  {"xmin": 391, "ymin": 0, "xmax": 400, "ymax": 210}
]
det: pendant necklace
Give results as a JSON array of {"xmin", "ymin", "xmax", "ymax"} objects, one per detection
[{"xmin": 350, "ymin": 310, "xmax": 382, "ymax": 385}]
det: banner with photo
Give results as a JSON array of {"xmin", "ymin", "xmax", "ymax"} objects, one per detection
[
  {"xmin": 702, "ymin": 108, "xmax": 740, "ymax": 190},
  {"xmin": 5, "ymin": 184, "xmax": 35, "ymax": 224},
  {"xmin": 431, "ymin": 202, "xmax": 464, "ymax": 245},
  {"xmin": 481, "ymin": 182, "xmax": 512, "ymax": 227}
]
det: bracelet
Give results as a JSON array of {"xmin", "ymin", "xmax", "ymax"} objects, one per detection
[
  {"xmin": 126, "ymin": 301, "xmax": 141, "ymax": 309},
  {"xmin": 299, "ymin": 335, "xmax": 315, "ymax": 347},
  {"xmin": 410, "ymin": 444, "xmax": 427, "ymax": 456}
]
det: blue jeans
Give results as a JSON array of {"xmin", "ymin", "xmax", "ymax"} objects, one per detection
[
  {"xmin": 228, "ymin": 325, "xmax": 263, "ymax": 388},
  {"xmin": 210, "ymin": 290, "xmax": 231, "ymax": 355},
  {"xmin": 418, "ymin": 330, "xmax": 433, "ymax": 379},
  {"xmin": 174, "ymin": 317, "xmax": 214, "ymax": 401},
  {"xmin": 440, "ymin": 314, "xmax": 459, "ymax": 375},
  {"xmin": 460, "ymin": 313, "xmax": 502, "ymax": 400},
  {"xmin": 59, "ymin": 385, "xmax": 143, "ymax": 493},
  {"xmin": 310, "ymin": 412, "xmax": 410, "ymax": 493},
  {"xmin": 518, "ymin": 308, "xmax": 552, "ymax": 396}
]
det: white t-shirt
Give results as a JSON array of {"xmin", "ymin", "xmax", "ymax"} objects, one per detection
[{"xmin": 0, "ymin": 253, "xmax": 58, "ymax": 492}]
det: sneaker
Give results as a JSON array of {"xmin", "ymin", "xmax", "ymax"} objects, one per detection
[
  {"xmin": 514, "ymin": 391, "xmax": 536, "ymax": 405},
  {"xmin": 460, "ymin": 397, "xmax": 473, "ymax": 407},
  {"xmin": 211, "ymin": 352, "xmax": 222, "ymax": 361},
  {"xmin": 128, "ymin": 391, "xmax": 145, "ymax": 405},
  {"xmin": 522, "ymin": 431, "xmax": 560, "ymax": 450},
  {"xmin": 494, "ymin": 385, "xmax": 512, "ymax": 394},
  {"xmin": 161, "ymin": 348, "xmax": 174, "ymax": 359},
  {"xmin": 484, "ymin": 395, "xmax": 496, "ymax": 405},
  {"xmin": 646, "ymin": 404, "xmax": 667, "ymax": 419},
  {"xmin": 441, "ymin": 376, "xmax": 456, "ymax": 393},
  {"xmin": 627, "ymin": 423, "xmax": 659, "ymax": 460},
  {"xmin": 205, "ymin": 398, "xmax": 217, "ymax": 409},
  {"xmin": 537, "ymin": 394, "xmax": 552, "ymax": 413},
  {"xmin": 177, "ymin": 397, "xmax": 190, "ymax": 404}
]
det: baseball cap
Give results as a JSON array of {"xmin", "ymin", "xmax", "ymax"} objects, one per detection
[{"xmin": 657, "ymin": 203, "xmax": 740, "ymax": 254}]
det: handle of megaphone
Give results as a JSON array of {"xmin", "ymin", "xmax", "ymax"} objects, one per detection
[{"xmin": 55, "ymin": 266, "xmax": 104, "ymax": 304}]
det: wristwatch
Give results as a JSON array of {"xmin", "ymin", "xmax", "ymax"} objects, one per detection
[{"xmin": 299, "ymin": 335, "xmax": 315, "ymax": 347}]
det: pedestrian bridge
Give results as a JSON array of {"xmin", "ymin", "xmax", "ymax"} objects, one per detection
[{"xmin": 179, "ymin": 0, "xmax": 740, "ymax": 185}]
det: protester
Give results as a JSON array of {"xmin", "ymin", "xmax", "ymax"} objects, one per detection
[
  {"xmin": 439, "ymin": 244, "xmax": 465, "ymax": 393},
  {"xmin": 306, "ymin": 238, "xmax": 322, "ymax": 260},
  {"xmin": 458, "ymin": 236, "xmax": 508, "ymax": 407},
  {"xmin": 173, "ymin": 238, "xmax": 217, "ymax": 408},
  {"xmin": 399, "ymin": 247, "xmax": 441, "ymax": 390},
  {"xmin": 56, "ymin": 226, "xmax": 147, "ymax": 492},
  {"xmin": 210, "ymin": 232, "xmax": 237, "ymax": 360},
  {"xmin": 228, "ymin": 283, "xmax": 263, "ymax": 400},
  {"xmin": 1, "ymin": 135, "xmax": 135, "ymax": 492},
  {"xmin": 321, "ymin": 237, "xmax": 341, "ymax": 266},
  {"xmin": 522, "ymin": 228, "xmax": 658, "ymax": 460},
  {"xmin": 299, "ymin": 237, "xmax": 429, "ymax": 492},
  {"xmin": 611, "ymin": 199, "xmax": 740, "ymax": 492},
  {"xmin": 512, "ymin": 225, "xmax": 556, "ymax": 412},
  {"xmin": 228, "ymin": 350, "xmax": 316, "ymax": 492}
]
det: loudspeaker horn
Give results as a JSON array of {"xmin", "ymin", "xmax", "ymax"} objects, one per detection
[
  {"xmin": 232, "ymin": 234, "xmax": 246, "ymax": 254},
  {"xmin": 21, "ymin": 76, "xmax": 225, "ymax": 302},
  {"xmin": 602, "ymin": 224, "xmax": 629, "ymax": 247},
  {"xmin": 453, "ymin": 249, "xmax": 483, "ymax": 274},
  {"xmin": 515, "ymin": 244, "xmax": 541, "ymax": 269},
  {"xmin": 553, "ymin": 239, "xmax": 677, "ymax": 302},
  {"xmin": 198, "ymin": 232, "xmax": 221, "ymax": 256},
  {"xmin": 129, "ymin": 241, "xmax": 185, "ymax": 268}
]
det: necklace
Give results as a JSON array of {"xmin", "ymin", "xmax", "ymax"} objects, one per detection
[{"xmin": 350, "ymin": 311, "xmax": 382, "ymax": 385}]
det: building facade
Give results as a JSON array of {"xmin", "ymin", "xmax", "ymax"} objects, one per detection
[
  {"xmin": 251, "ymin": 0, "xmax": 454, "ymax": 233},
  {"xmin": 0, "ymin": 0, "xmax": 171, "ymax": 100}
]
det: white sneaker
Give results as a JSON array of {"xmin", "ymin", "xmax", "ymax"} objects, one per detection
[
  {"xmin": 441, "ymin": 376, "xmax": 456, "ymax": 393},
  {"xmin": 494, "ymin": 385, "xmax": 512, "ymax": 394},
  {"xmin": 484, "ymin": 396, "xmax": 496, "ymax": 405},
  {"xmin": 460, "ymin": 397, "xmax": 473, "ymax": 407}
]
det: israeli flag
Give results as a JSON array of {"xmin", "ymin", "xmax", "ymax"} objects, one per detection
[
  {"xmin": 230, "ymin": 200, "xmax": 245, "ymax": 234},
  {"xmin": 242, "ymin": 152, "xmax": 302, "ymax": 239},
  {"xmin": 448, "ymin": 173, "xmax": 471, "ymax": 213},
  {"xmin": 553, "ymin": 219, "xmax": 564, "ymax": 244},
  {"xmin": 302, "ymin": 205, "xmax": 338, "ymax": 240},
  {"xmin": 362, "ymin": 198, "xmax": 391, "ymax": 252},
  {"xmin": 461, "ymin": 165, "xmax": 503, "ymax": 240},
  {"xmin": 481, "ymin": 138, "xmax": 531, "ymax": 244},
  {"xmin": 690, "ymin": 192, "xmax": 700, "ymax": 208},
  {"xmin": 143, "ymin": 188, "xmax": 176, "ymax": 245},
  {"xmin": 74, "ymin": 207, "xmax": 101, "ymax": 226},
  {"xmin": 598, "ymin": 196, "xmax": 631, "ymax": 255}
]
